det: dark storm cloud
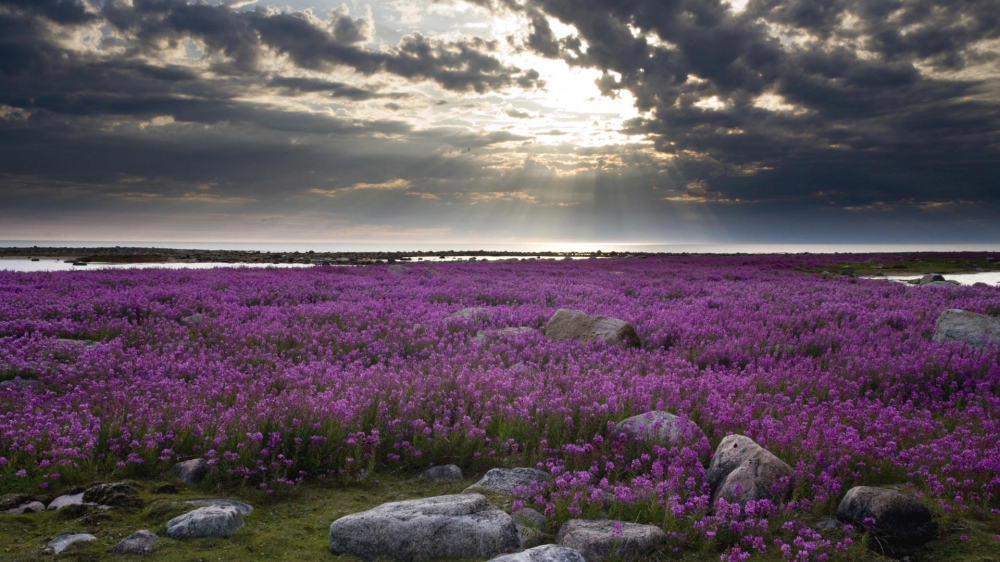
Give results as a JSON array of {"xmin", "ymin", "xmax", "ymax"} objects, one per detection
[{"xmin": 499, "ymin": 0, "xmax": 1000, "ymax": 206}]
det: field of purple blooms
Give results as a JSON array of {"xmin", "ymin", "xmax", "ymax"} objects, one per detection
[{"xmin": 2, "ymin": 255, "xmax": 1000, "ymax": 560}]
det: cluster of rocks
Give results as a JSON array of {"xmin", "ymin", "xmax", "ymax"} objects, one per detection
[{"xmin": 907, "ymin": 273, "xmax": 961, "ymax": 287}]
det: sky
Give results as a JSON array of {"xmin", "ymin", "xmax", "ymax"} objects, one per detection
[{"xmin": 0, "ymin": 0, "xmax": 998, "ymax": 245}]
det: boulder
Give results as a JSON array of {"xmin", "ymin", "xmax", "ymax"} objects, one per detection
[
  {"xmin": 5, "ymin": 501, "xmax": 45, "ymax": 514},
  {"xmin": 110, "ymin": 530, "xmax": 159, "ymax": 554},
  {"xmin": 556, "ymin": 519, "xmax": 665, "ymax": 562},
  {"xmin": 474, "ymin": 327, "xmax": 539, "ymax": 344},
  {"xmin": 83, "ymin": 481, "xmax": 142, "ymax": 508},
  {"xmin": 836, "ymin": 486, "xmax": 935, "ymax": 548},
  {"xmin": 933, "ymin": 309, "xmax": 1000, "ymax": 349},
  {"xmin": 172, "ymin": 458, "xmax": 209, "ymax": 486},
  {"xmin": 48, "ymin": 493, "xmax": 88, "ymax": 510},
  {"xmin": 48, "ymin": 533, "xmax": 96, "ymax": 554},
  {"xmin": 464, "ymin": 468, "xmax": 553, "ymax": 496},
  {"xmin": 705, "ymin": 435, "xmax": 793, "ymax": 506},
  {"xmin": 328, "ymin": 493, "xmax": 520, "ymax": 561},
  {"xmin": 490, "ymin": 545, "xmax": 585, "ymax": 562},
  {"xmin": 420, "ymin": 464, "xmax": 464, "ymax": 483},
  {"xmin": 166, "ymin": 506, "xmax": 245, "ymax": 539},
  {"xmin": 185, "ymin": 499, "xmax": 253, "ymax": 515},
  {"xmin": 180, "ymin": 313, "xmax": 206, "ymax": 327},
  {"xmin": 617, "ymin": 411, "xmax": 708, "ymax": 460},
  {"xmin": 388, "ymin": 265, "xmax": 408, "ymax": 274},
  {"xmin": 920, "ymin": 281, "xmax": 959, "ymax": 288},
  {"xmin": 918, "ymin": 273, "xmax": 945, "ymax": 285},
  {"xmin": 513, "ymin": 507, "xmax": 548, "ymax": 549},
  {"xmin": 543, "ymin": 309, "xmax": 641, "ymax": 348}
]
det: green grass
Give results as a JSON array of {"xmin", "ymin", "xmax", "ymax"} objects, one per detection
[
  {"xmin": 2, "ymin": 473, "xmax": 998, "ymax": 562},
  {"xmin": 797, "ymin": 255, "xmax": 1000, "ymax": 278}
]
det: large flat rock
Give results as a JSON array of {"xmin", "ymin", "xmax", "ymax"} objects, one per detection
[
  {"xmin": 556, "ymin": 519, "xmax": 664, "ymax": 562},
  {"xmin": 328, "ymin": 493, "xmax": 520, "ymax": 561},
  {"xmin": 166, "ymin": 506, "xmax": 245, "ymax": 539},
  {"xmin": 933, "ymin": 309, "xmax": 1000, "ymax": 349},
  {"xmin": 543, "ymin": 309, "xmax": 641, "ymax": 348},
  {"xmin": 836, "ymin": 486, "xmax": 935, "ymax": 548}
]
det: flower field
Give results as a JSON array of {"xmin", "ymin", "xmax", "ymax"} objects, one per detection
[{"xmin": 2, "ymin": 255, "xmax": 999, "ymax": 559}]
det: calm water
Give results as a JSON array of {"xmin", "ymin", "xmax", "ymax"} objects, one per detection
[{"xmin": 3, "ymin": 240, "xmax": 1000, "ymax": 254}]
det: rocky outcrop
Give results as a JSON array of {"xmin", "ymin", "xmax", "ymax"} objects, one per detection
[
  {"xmin": 172, "ymin": 459, "xmax": 209, "ymax": 486},
  {"xmin": 556, "ymin": 519, "xmax": 665, "ymax": 562},
  {"xmin": 328, "ymin": 494, "xmax": 520, "ymax": 561},
  {"xmin": 543, "ymin": 309, "xmax": 641, "ymax": 348},
  {"xmin": 490, "ymin": 545, "xmax": 585, "ymax": 562},
  {"xmin": 836, "ymin": 487, "xmax": 935, "ymax": 548},
  {"xmin": 933, "ymin": 309, "xmax": 1000, "ymax": 349},
  {"xmin": 48, "ymin": 534, "xmax": 96, "ymax": 554},
  {"xmin": 166, "ymin": 506, "xmax": 245, "ymax": 539},
  {"xmin": 110, "ymin": 530, "xmax": 159, "ymax": 554},
  {"xmin": 706, "ymin": 435, "xmax": 793, "ymax": 506},
  {"xmin": 83, "ymin": 481, "xmax": 142, "ymax": 508},
  {"xmin": 464, "ymin": 468, "xmax": 553, "ymax": 496},
  {"xmin": 420, "ymin": 464, "xmax": 464, "ymax": 483}
]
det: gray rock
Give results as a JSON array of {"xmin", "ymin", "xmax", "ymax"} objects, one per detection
[
  {"xmin": 172, "ymin": 458, "xmax": 209, "ymax": 486},
  {"xmin": 180, "ymin": 313, "xmax": 206, "ymax": 327},
  {"xmin": 918, "ymin": 273, "xmax": 945, "ymax": 285},
  {"xmin": 0, "ymin": 493, "xmax": 33, "ymax": 511},
  {"xmin": 464, "ymin": 468, "xmax": 553, "ymax": 496},
  {"xmin": 920, "ymin": 281, "xmax": 959, "ymax": 288},
  {"xmin": 933, "ymin": 309, "xmax": 1000, "ymax": 349},
  {"xmin": 48, "ymin": 533, "xmax": 96, "ymax": 554},
  {"xmin": 0, "ymin": 378, "xmax": 42, "ymax": 390},
  {"xmin": 815, "ymin": 519, "xmax": 841, "ymax": 531},
  {"xmin": 556, "ymin": 519, "xmax": 665, "ymax": 562},
  {"xmin": 185, "ymin": 499, "xmax": 254, "ymax": 515},
  {"xmin": 617, "ymin": 411, "xmax": 707, "ymax": 458},
  {"xmin": 420, "ymin": 464, "xmax": 464, "ymax": 483},
  {"xmin": 513, "ymin": 508, "xmax": 548, "ymax": 549},
  {"xmin": 5, "ymin": 501, "xmax": 45, "ymax": 514},
  {"xmin": 166, "ymin": 506, "xmax": 245, "ymax": 539},
  {"xmin": 836, "ymin": 486, "xmax": 935, "ymax": 548},
  {"xmin": 47, "ymin": 493, "xmax": 88, "ymax": 510},
  {"xmin": 474, "ymin": 327, "xmax": 539, "ymax": 344},
  {"xmin": 328, "ymin": 493, "xmax": 520, "ymax": 561},
  {"xmin": 84, "ymin": 481, "xmax": 142, "ymax": 508},
  {"xmin": 447, "ymin": 308, "xmax": 492, "ymax": 322},
  {"xmin": 490, "ymin": 545, "xmax": 585, "ymax": 562},
  {"xmin": 543, "ymin": 309, "xmax": 641, "ymax": 348},
  {"xmin": 111, "ymin": 530, "xmax": 158, "ymax": 554},
  {"xmin": 705, "ymin": 435, "xmax": 793, "ymax": 506},
  {"xmin": 388, "ymin": 265, "xmax": 408, "ymax": 274}
]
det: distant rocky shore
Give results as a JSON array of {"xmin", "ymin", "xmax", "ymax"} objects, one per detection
[{"xmin": 0, "ymin": 247, "xmax": 643, "ymax": 265}]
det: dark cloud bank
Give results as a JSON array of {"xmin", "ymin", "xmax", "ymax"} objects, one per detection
[{"xmin": 0, "ymin": 0, "xmax": 998, "ymax": 242}]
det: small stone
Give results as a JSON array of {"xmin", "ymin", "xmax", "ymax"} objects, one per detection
[
  {"xmin": 111, "ymin": 530, "xmax": 159, "ymax": 554},
  {"xmin": 420, "ymin": 464, "xmax": 464, "ymax": 483},
  {"xmin": 543, "ymin": 309, "xmax": 641, "ymax": 348},
  {"xmin": 166, "ymin": 506, "xmax": 245, "ymax": 539},
  {"xmin": 490, "ymin": 544, "xmax": 586, "ymax": 562},
  {"xmin": 556, "ymin": 519, "xmax": 665, "ymax": 562},
  {"xmin": 48, "ymin": 533, "xmax": 97, "ymax": 554},
  {"xmin": 329, "ymin": 493, "xmax": 520, "ymax": 561},
  {"xmin": 464, "ymin": 468, "xmax": 553, "ymax": 496},
  {"xmin": 5, "ymin": 501, "xmax": 45, "ymax": 514},
  {"xmin": 705, "ymin": 434, "xmax": 793, "ymax": 507},
  {"xmin": 185, "ymin": 499, "xmax": 253, "ymax": 515},
  {"xmin": 836, "ymin": 486, "xmax": 935, "ymax": 548},
  {"xmin": 48, "ymin": 493, "xmax": 87, "ymax": 510},
  {"xmin": 172, "ymin": 458, "xmax": 209, "ymax": 486}
]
